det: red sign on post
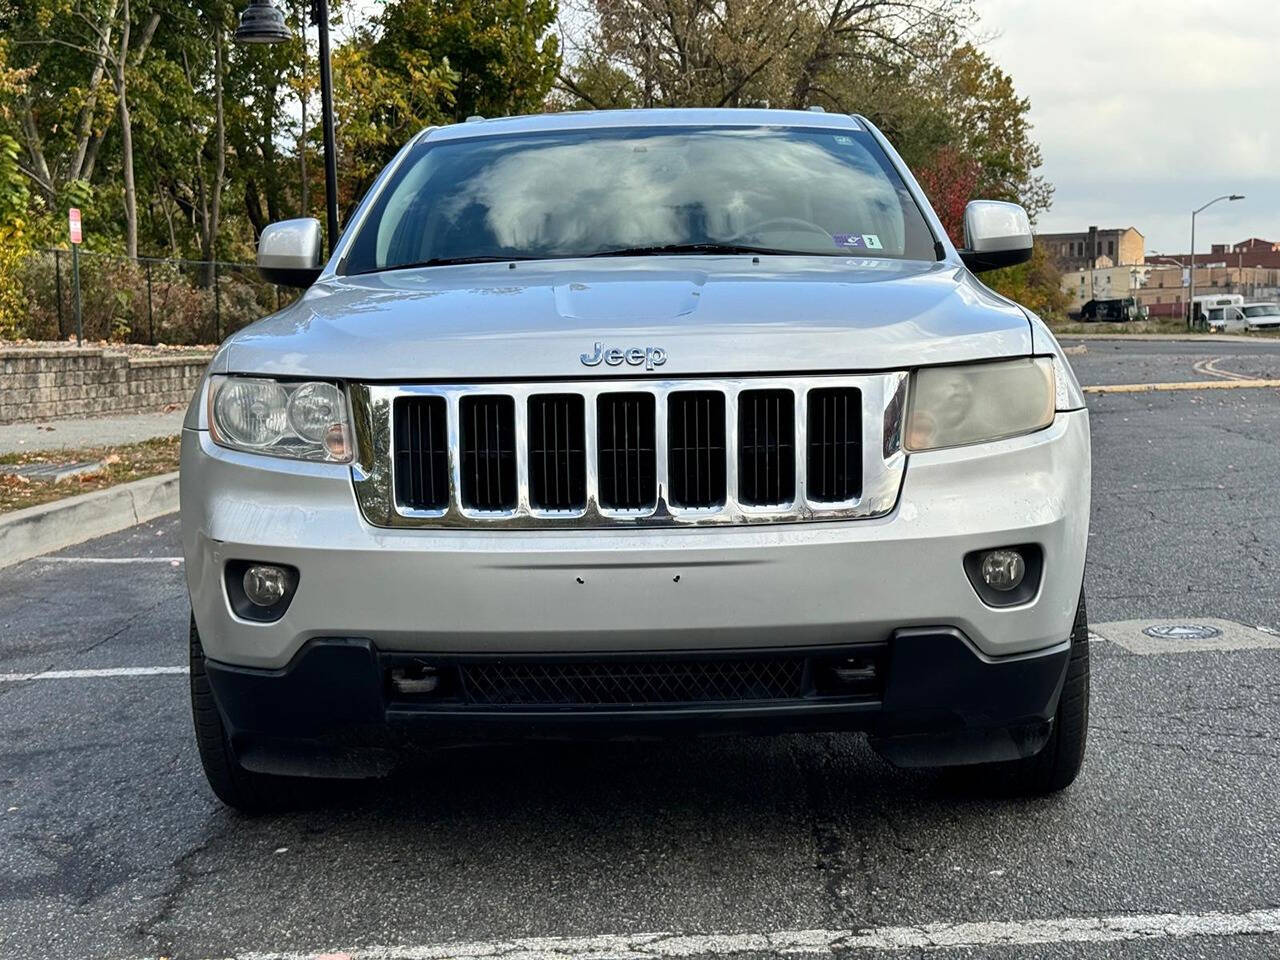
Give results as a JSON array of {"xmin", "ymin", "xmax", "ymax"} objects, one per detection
[{"xmin": 68, "ymin": 208, "xmax": 82, "ymax": 245}]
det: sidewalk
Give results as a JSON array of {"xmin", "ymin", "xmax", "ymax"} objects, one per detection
[{"xmin": 0, "ymin": 408, "xmax": 186, "ymax": 455}]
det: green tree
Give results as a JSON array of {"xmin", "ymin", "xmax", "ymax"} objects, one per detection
[
  {"xmin": 373, "ymin": 0, "xmax": 559, "ymax": 123},
  {"xmin": 334, "ymin": 0, "xmax": 559, "ymax": 207},
  {"xmin": 984, "ymin": 240, "xmax": 1069, "ymax": 318},
  {"xmin": 332, "ymin": 36, "xmax": 457, "ymax": 212}
]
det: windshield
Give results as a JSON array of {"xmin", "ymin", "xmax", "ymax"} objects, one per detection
[
  {"xmin": 1244, "ymin": 304, "xmax": 1280, "ymax": 317},
  {"xmin": 341, "ymin": 125, "xmax": 938, "ymax": 274}
]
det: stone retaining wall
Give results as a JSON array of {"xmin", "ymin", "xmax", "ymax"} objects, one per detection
[{"xmin": 0, "ymin": 347, "xmax": 213, "ymax": 424}]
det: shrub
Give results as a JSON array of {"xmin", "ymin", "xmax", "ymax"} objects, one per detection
[{"xmin": 10, "ymin": 250, "xmax": 287, "ymax": 345}]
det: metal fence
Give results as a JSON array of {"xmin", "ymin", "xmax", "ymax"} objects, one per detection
[{"xmin": 23, "ymin": 249, "xmax": 297, "ymax": 346}]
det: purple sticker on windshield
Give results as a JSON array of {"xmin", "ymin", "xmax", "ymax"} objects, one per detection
[{"xmin": 834, "ymin": 234, "xmax": 866, "ymax": 248}]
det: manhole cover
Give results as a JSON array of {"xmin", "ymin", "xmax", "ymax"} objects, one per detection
[{"xmin": 1142, "ymin": 623, "xmax": 1222, "ymax": 640}]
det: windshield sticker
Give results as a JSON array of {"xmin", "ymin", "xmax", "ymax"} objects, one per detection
[
  {"xmin": 833, "ymin": 135, "xmax": 854, "ymax": 146},
  {"xmin": 834, "ymin": 233, "xmax": 884, "ymax": 250}
]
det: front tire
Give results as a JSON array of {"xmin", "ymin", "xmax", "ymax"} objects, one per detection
[{"xmin": 189, "ymin": 615, "xmax": 310, "ymax": 814}]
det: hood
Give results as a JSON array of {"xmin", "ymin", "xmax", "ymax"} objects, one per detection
[{"xmin": 223, "ymin": 257, "xmax": 1032, "ymax": 380}]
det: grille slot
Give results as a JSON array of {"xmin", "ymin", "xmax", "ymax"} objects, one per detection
[
  {"xmin": 668, "ymin": 391, "xmax": 726, "ymax": 508},
  {"xmin": 738, "ymin": 389, "xmax": 796, "ymax": 506},
  {"xmin": 393, "ymin": 396, "xmax": 449, "ymax": 511},
  {"xmin": 528, "ymin": 394, "xmax": 586, "ymax": 511},
  {"xmin": 460, "ymin": 657, "xmax": 806, "ymax": 706},
  {"xmin": 460, "ymin": 395, "xmax": 517, "ymax": 511},
  {"xmin": 807, "ymin": 388, "xmax": 862, "ymax": 503},
  {"xmin": 597, "ymin": 393, "xmax": 656, "ymax": 510}
]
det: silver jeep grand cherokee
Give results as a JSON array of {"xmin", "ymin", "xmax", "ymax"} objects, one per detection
[{"xmin": 181, "ymin": 109, "xmax": 1090, "ymax": 812}]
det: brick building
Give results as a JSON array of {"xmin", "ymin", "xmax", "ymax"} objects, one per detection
[
  {"xmin": 1040, "ymin": 226, "xmax": 1146, "ymax": 271},
  {"xmin": 1154, "ymin": 237, "xmax": 1280, "ymax": 270}
]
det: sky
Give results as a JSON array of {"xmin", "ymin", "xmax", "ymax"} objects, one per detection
[{"xmin": 972, "ymin": 0, "xmax": 1278, "ymax": 254}]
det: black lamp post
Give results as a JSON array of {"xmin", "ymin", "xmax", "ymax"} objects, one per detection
[{"xmin": 235, "ymin": 0, "xmax": 340, "ymax": 255}]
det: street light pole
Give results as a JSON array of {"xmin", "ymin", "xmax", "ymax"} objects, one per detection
[
  {"xmin": 235, "ymin": 0, "xmax": 340, "ymax": 255},
  {"xmin": 313, "ymin": 0, "xmax": 339, "ymax": 255},
  {"xmin": 1188, "ymin": 194, "xmax": 1244, "ymax": 330}
]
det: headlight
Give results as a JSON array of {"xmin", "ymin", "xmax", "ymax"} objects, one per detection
[
  {"xmin": 208, "ymin": 376, "xmax": 353, "ymax": 462},
  {"xmin": 905, "ymin": 358, "xmax": 1055, "ymax": 452}
]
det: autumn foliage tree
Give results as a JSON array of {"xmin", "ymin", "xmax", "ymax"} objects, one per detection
[
  {"xmin": 0, "ymin": 0, "xmax": 1067, "ymax": 321},
  {"xmin": 913, "ymin": 146, "xmax": 979, "ymax": 246}
]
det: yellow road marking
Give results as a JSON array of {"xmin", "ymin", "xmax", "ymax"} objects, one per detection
[
  {"xmin": 1085, "ymin": 379, "xmax": 1280, "ymax": 394},
  {"xmin": 1191, "ymin": 357, "xmax": 1254, "ymax": 381}
]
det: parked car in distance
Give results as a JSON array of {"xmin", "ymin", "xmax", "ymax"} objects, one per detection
[
  {"xmin": 1080, "ymin": 296, "xmax": 1146, "ymax": 322},
  {"xmin": 180, "ymin": 109, "xmax": 1091, "ymax": 812}
]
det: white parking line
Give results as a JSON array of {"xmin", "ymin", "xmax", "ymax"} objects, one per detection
[
  {"xmin": 134, "ymin": 907, "xmax": 1280, "ymax": 960},
  {"xmin": 0, "ymin": 666, "xmax": 188, "ymax": 682},
  {"xmin": 35, "ymin": 556, "xmax": 184, "ymax": 564}
]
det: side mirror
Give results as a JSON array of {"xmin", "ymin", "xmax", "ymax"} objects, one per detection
[
  {"xmin": 257, "ymin": 218, "xmax": 323, "ymax": 288},
  {"xmin": 958, "ymin": 200, "xmax": 1033, "ymax": 273}
]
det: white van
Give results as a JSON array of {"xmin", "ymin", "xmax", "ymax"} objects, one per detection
[
  {"xmin": 1203, "ymin": 299, "xmax": 1280, "ymax": 333},
  {"xmin": 1191, "ymin": 294, "xmax": 1244, "ymax": 332},
  {"xmin": 1240, "ymin": 302, "xmax": 1280, "ymax": 331}
]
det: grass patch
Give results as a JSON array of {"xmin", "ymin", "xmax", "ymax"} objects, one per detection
[
  {"xmin": 1049, "ymin": 317, "xmax": 1193, "ymax": 336},
  {"xmin": 0, "ymin": 436, "xmax": 179, "ymax": 515}
]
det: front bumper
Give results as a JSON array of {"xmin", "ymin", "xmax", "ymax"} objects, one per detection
[
  {"xmin": 204, "ymin": 627, "xmax": 1071, "ymax": 776},
  {"xmin": 181, "ymin": 409, "xmax": 1090, "ymax": 669}
]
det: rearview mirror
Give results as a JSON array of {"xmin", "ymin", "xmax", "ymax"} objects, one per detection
[
  {"xmin": 959, "ymin": 201, "xmax": 1033, "ymax": 273},
  {"xmin": 257, "ymin": 218, "xmax": 323, "ymax": 288}
]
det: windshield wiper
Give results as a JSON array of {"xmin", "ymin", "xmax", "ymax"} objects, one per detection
[
  {"xmin": 585, "ymin": 242, "xmax": 807, "ymax": 258},
  {"xmin": 360, "ymin": 255, "xmax": 542, "ymax": 274}
]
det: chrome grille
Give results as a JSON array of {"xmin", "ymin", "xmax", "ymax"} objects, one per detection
[{"xmin": 350, "ymin": 373, "xmax": 908, "ymax": 528}]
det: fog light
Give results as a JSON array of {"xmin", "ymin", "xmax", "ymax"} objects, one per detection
[
  {"xmin": 242, "ymin": 564, "xmax": 288, "ymax": 607},
  {"xmin": 980, "ymin": 549, "xmax": 1026, "ymax": 592}
]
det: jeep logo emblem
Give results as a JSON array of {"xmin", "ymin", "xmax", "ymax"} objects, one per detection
[{"xmin": 580, "ymin": 342, "xmax": 667, "ymax": 371}]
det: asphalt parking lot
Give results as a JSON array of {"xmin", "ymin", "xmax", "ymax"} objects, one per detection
[{"xmin": 2, "ymin": 338, "xmax": 1280, "ymax": 960}]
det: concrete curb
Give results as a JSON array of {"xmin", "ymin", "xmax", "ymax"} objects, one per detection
[
  {"xmin": 0, "ymin": 471, "xmax": 179, "ymax": 570},
  {"xmin": 1056, "ymin": 333, "xmax": 1276, "ymax": 343},
  {"xmin": 1084, "ymin": 379, "xmax": 1280, "ymax": 395}
]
